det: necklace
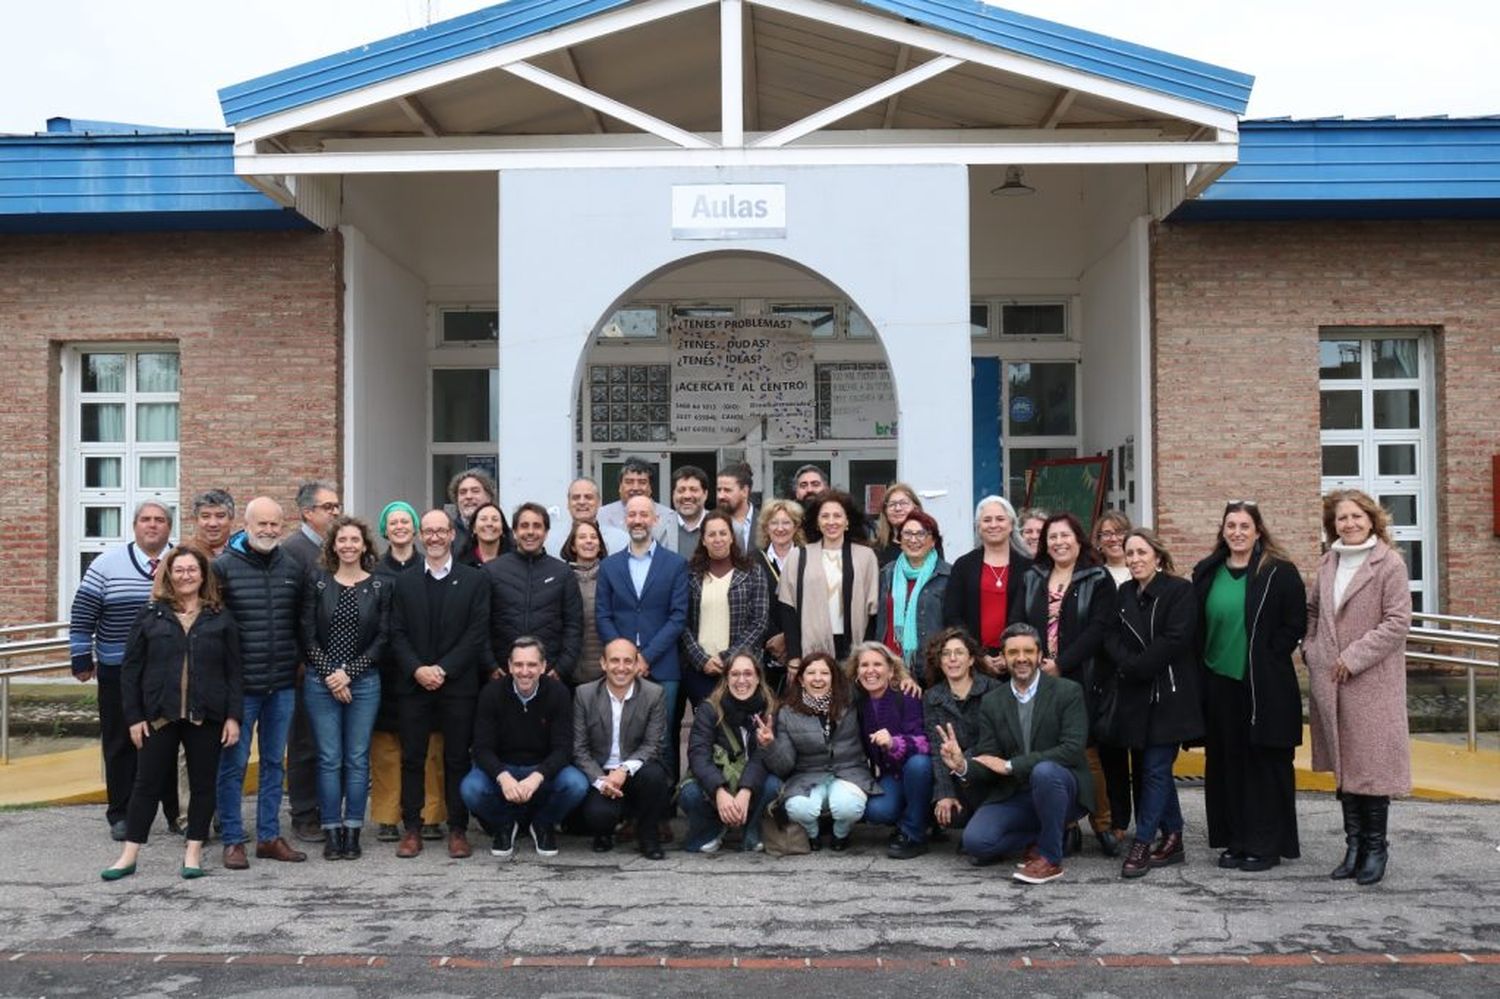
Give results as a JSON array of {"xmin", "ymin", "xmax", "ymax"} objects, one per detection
[{"xmin": 985, "ymin": 562, "xmax": 1009, "ymax": 591}]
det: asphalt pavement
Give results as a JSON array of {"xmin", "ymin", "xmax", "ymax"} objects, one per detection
[{"xmin": 2, "ymin": 788, "xmax": 1498, "ymax": 997}]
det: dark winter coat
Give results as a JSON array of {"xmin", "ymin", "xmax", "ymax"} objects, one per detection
[
  {"xmin": 212, "ymin": 536, "xmax": 305, "ymax": 695},
  {"xmin": 1099, "ymin": 573, "xmax": 1205, "ymax": 749},
  {"xmin": 121, "ymin": 602, "xmax": 243, "ymax": 726}
]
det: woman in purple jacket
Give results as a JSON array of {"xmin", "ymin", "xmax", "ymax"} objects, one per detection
[{"xmin": 849, "ymin": 641, "xmax": 932, "ymax": 859}]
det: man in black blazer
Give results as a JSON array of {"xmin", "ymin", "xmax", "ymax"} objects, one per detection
[
  {"xmin": 572, "ymin": 637, "xmax": 670, "ymax": 859},
  {"xmin": 937, "ymin": 622, "xmax": 1093, "ymax": 885},
  {"xmin": 391, "ymin": 509, "xmax": 490, "ymax": 861}
]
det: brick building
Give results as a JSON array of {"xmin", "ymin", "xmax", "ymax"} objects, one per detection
[{"xmin": 2, "ymin": 1, "xmax": 1496, "ymax": 623}]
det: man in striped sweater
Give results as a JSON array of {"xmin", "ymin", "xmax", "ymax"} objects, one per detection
[{"xmin": 69, "ymin": 501, "xmax": 173, "ymax": 841}]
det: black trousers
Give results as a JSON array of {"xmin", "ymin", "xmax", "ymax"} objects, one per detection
[
  {"xmin": 1096, "ymin": 743, "xmax": 1143, "ymax": 832},
  {"xmin": 95, "ymin": 670, "xmax": 137, "ymax": 825},
  {"xmin": 124, "ymin": 719, "xmax": 224, "ymax": 843},
  {"xmin": 287, "ymin": 675, "xmax": 320, "ymax": 824},
  {"xmin": 398, "ymin": 689, "xmax": 475, "ymax": 831},
  {"xmin": 578, "ymin": 760, "xmax": 671, "ymax": 841},
  {"xmin": 1204, "ymin": 671, "xmax": 1300, "ymax": 859}
]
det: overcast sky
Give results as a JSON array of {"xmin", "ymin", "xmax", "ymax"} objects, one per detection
[{"xmin": 2, "ymin": 0, "xmax": 1495, "ymax": 134}]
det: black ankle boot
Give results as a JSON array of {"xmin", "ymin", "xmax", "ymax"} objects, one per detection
[
  {"xmin": 323, "ymin": 827, "xmax": 343, "ymax": 861},
  {"xmin": 1355, "ymin": 796, "xmax": 1389, "ymax": 885},
  {"xmin": 343, "ymin": 827, "xmax": 362, "ymax": 860},
  {"xmin": 1330, "ymin": 792, "xmax": 1363, "ymax": 880}
]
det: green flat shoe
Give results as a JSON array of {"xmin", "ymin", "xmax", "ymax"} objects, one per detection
[
  {"xmin": 180, "ymin": 865, "xmax": 207, "ymax": 880},
  {"xmin": 100, "ymin": 863, "xmax": 137, "ymax": 882}
]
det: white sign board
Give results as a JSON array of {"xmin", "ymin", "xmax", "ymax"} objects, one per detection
[
  {"xmin": 827, "ymin": 364, "xmax": 897, "ymax": 439},
  {"xmin": 670, "ymin": 317, "xmax": 814, "ymax": 443},
  {"xmin": 671, "ymin": 184, "xmax": 786, "ymax": 239}
]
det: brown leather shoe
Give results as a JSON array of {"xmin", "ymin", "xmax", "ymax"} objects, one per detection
[
  {"xmin": 1149, "ymin": 830, "xmax": 1185, "ymax": 868},
  {"xmin": 1012, "ymin": 855, "xmax": 1065, "ymax": 885},
  {"xmin": 447, "ymin": 829, "xmax": 472, "ymax": 859},
  {"xmin": 1014, "ymin": 843, "xmax": 1041, "ymax": 869},
  {"xmin": 222, "ymin": 843, "xmax": 249, "ymax": 870},
  {"xmin": 396, "ymin": 829, "xmax": 423, "ymax": 858},
  {"xmin": 255, "ymin": 837, "xmax": 307, "ymax": 862}
]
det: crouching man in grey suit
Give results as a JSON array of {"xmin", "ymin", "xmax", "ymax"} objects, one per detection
[{"xmin": 573, "ymin": 637, "xmax": 671, "ymax": 860}]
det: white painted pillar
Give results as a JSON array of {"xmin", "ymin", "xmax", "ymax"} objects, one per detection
[{"xmin": 497, "ymin": 165, "xmax": 972, "ymax": 547}]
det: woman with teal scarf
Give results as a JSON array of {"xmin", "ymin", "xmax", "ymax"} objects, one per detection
[{"xmin": 875, "ymin": 510, "xmax": 951, "ymax": 678}]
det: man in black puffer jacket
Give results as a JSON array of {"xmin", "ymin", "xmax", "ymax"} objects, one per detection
[
  {"xmin": 485, "ymin": 503, "xmax": 583, "ymax": 683},
  {"xmin": 213, "ymin": 497, "xmax": 308, "ymax": 870}
]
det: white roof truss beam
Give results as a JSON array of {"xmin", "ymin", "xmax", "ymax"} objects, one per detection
[
  {"xmin": 745, "ymin": 0, "xmax": 1238, "ymax": 133},
  {"xmin": 235, "ymin": 136, "xmax": 1238, "ymax": 174},
  {"xmin": 234, "ymin": 0, "xmax": 717, "ymax": 143},
  {"xmin": 550, "ymin": 47, "xmax": 606, "ymax": 133},
  {"xmin": 501, "ymin": 61, "xmax": 714, "ymax": 148},
  {"xmin": 881, "ymin": 46, "xmax": 912, "ymax": 128},
  {"xmin": 395, "ymin": 95, "xmax": 443, "ymax": 137},
  {"xmin": 721, "ymin": 0, "xmax": 745, "ymax": 147},
  {"xmin": 753, "ymin": 54, "xmax": 962, "ymax": 148},
  {"xmin": 1039, "ymin": 88, "xmax": 1075, "ymax": 129}
]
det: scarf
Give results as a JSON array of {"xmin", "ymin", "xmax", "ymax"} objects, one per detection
[
  {"xmin": 892, "ymin": 549, "xmax": 938, "ymax": 662},
  {"xmin": 719, "ymin": 689, "xmax": 767, "ymax": 735}
]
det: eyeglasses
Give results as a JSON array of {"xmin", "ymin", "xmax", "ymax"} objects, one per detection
[
  {"xmin": 899, "ymin": 530, "xmax": 930, "ymax": 542},
  {"xmin": 940, "ymin": 648, "xmax": 970, "ymax": 660},
  {"xmin": 315, "ymin": 502, "xmax": 342, "ymax": 514},
  {"xmin": 420, "ymin": 528, "xmax": 451, "ymax": 538},
  {"xmin": 1097, "ymin": 530, "xmax": 1124, "ymax": 541},
  {"xmin": 885, "ymin": 498, "xmax": 914, "ymax": 510}
]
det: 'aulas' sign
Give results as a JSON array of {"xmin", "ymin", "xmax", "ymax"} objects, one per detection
[{"xmin": 671, "ymin": 184, "xmax": 786, "ymax": 240}]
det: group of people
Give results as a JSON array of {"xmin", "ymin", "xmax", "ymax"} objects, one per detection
[{"xmin": 71, "ymin": 459, "xmax": 1412, "ymax": 889}]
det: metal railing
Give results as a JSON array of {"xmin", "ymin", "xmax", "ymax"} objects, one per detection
[
  {"xmin": 4, "ymin": 613, "xmax": 1498, "ymax": 763},
  {"xmin": 1407, "ymin": 611, "xmax": 1500, "ymax": 752},
  {"xmin": 0, "ymin": 624, "xmax": 71, "ymax": 764}
]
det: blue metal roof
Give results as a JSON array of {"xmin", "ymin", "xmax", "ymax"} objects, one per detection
[
  {"xmin": 858, "ymin": 0, "xmax": 1251, "ymax": 114},
  {"xmin": 220, "ymin": 0, "xmax": 632, "ymax": 125},
  {"xmin": 1174, "ymin": 118, "xmax": 1500, "ymax": 221},
  {"xmin": 219, "ymin": 0, "xmax": 1251, "ymax": 127},
  {"xmin": 0, "ymin": 125, "xmax": 314, "ymax": 233}
]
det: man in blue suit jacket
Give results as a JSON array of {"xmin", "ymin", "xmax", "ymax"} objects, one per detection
[{"xmin": 596, "ymin": 495, "xmax": 690, "ymax": 781}]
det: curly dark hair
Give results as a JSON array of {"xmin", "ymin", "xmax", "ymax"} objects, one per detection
[
  {"xmin": 318, "ymin": 515, "xmax": 379, "ymax": 573},
  {"xmin": 804, "ymin": 490, "xmax": 871, "ymax": 546},
  {"xmin": 923, "ymin": 627, "xmax": 980, "ymax": 688}
]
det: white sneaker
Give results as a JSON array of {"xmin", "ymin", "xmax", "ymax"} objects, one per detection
[{"xmin": 697, "ymin": 835, "xmax": 723, "ymax": 854}]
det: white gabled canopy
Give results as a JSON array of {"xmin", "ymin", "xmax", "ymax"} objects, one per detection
[{"xmin": 231, "ymin": 0, "xmax": 1241, "ymax": 188}]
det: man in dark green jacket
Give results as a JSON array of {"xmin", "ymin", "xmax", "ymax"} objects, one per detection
[{"xmin": 936, "ymin": 622, "xmax": 1093, "ymax": 884}]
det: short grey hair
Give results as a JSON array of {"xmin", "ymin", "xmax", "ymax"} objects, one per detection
[
  {"xmin": 295, "ymin": 480, "xmax": 339, "ymax": 511},
  {"xmin": 191, "ymin": 489, "xmax": 235, "ymax": 519},
  {"xmin": 133, "ymin": 500, "xmax": 173, "ymax": 529}
]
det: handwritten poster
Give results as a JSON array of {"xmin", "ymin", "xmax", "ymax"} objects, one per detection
[
  {"xmin": 827, "ymin": 363, "xmax": 897, "ymax": 438},
  {"xmin": 670, "ymin": 317, "xmax": 814, "ymax": 443}
]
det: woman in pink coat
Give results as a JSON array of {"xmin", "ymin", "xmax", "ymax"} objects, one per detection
[{"xmin": 1304, "ymin": 489, "xmax": 1412, "ymax": 887}]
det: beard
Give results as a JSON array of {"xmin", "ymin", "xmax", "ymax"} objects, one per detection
[{"xmin": 246, "ymin": 533, "xmax": 280, "ymax": 554}]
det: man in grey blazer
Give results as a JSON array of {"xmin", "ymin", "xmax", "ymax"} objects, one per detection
[{"xmin": 572, "ymin": 637, "xmax": 671, "ymax": 859}]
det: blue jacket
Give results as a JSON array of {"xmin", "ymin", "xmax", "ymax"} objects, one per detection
[{"xmin": 595, "ymin": 544, "xmax": 690, "ymax": 682}]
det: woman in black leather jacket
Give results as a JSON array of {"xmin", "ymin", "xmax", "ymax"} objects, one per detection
[
  {"xmin": 299, "ymin": 516, "xmax": 391, "ymax": 860},
  {"xmin": 101, "ymin": 546, "xmax": 241, "ymax": 881}
]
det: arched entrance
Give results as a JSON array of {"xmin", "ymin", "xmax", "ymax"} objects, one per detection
[
  {"xmin": 577, "ymin": 251, "xmax": 899, "ymax": 522},
  {"xmin": 496, "ymin": 164, "xmax": 974, "ymax": 548}
]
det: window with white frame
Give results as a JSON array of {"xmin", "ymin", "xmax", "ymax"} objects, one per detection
[
  {"xmin": 1318, "ymin": 330, "xmax": 1435, "ymax": 611},
  {"xmin": 65, "ymin": 347, "xmax": 181, "ymax": 598}
]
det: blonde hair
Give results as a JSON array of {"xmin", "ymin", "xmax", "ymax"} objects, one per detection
[
  {"xmin": 876, "ymin": 483, "xmax": 921, "ymax": 548},
  {"xmin": 1321, "ymin": 489, "xmax": 1393, "ymax": 546},
  {"xmin": 843, "ymin": 640, "xmax": 912, "ymax": 687},
  {"xmin": 754, "ymin": 498, "xmax": 806, "ymax": 550}
]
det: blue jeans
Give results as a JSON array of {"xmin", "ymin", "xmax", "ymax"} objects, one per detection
[
  {"xmin": 215, "ymin": 686, "xmax": 295, "ymax": 845},
  {"xmin": 680, "ymin": 775, "xmax": 783, "ymax": 851},
  {"xmin": 655, "ymin": 679, "xmax": 681, "ymax": 777},
  {"xmin": 303, "ymin": 671, "xmax": 381, "ymax": 829},
  {"xmin": 1133, "ymin": 743, "xmax": 1184, "ymax": 845},
  {"xmin": 861, "ymin": 754, "xmax": 934, "ymax": 842},
  {"xmin": 459, "ymin": 764, "xmax": 589, "ymax": 833},
  {"xmin": 961, "ymin": 760, "xmax": 1083, "ymax": 865},
  {"xmin": 784, "ymin": 775, "xmax": 867, "ymax": 839}
]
